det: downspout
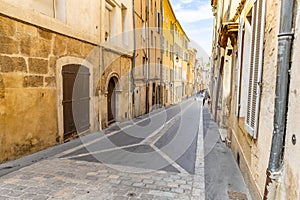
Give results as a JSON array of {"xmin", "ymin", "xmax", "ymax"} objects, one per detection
[
  {"xmin": 172, "ymin": 22, "xmax": 175, "ymax": 104},
  {"xmin": 160, "ymin": 0, "xmax": 163, "ymax": 106},
  {"xmin": 132, "ymin": 0, "xmax": 136, "ymax": 118},
  {"xmin": 264, "ymin": 0, "xmax": 294, "ymax": 199},
  {"xmin": 146, "ymin": 0, "xmax": 150, "ymax": 113},
  {"xmin": 214, "ymin": 0, "xmax": 225, "ymax": 121}
]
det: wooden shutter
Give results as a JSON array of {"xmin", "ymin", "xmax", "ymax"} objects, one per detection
[
  {"xmin": 236, "ymin": 16, "xmax": 244, "ymax": 117},
  {"xmin": 244, "ymin": 0, "xmax": 266, "ymax": 138},
  {"xmin": 156, "ymin": 10, "xmax": 160, "ymax": 33}
]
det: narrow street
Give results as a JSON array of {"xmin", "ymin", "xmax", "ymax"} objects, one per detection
[
  {"xmin": 0, "ymin": 98, "xmax": 205, "ymax": 199},
  {"xmin": 0, "ymin": 96, "xmax": 252, "ymax": 200}
]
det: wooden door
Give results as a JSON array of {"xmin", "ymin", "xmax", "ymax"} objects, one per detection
[
  {"xmin": 107, "ymin": 78, "xmax": 116, "ymax": 124},
  {"xmin": 62, "ymin": 64, "xmax": 90, "ymax": 140}
]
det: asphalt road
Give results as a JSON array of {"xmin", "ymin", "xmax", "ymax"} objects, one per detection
[{"xmin": 61, "ymin": 97, "xmax": 201, "ymax": 174}]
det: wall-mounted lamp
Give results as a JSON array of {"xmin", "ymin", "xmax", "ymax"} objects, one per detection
[{"xmin": 175, "ymin": 54, "xmax": 179, "ymax": 62}]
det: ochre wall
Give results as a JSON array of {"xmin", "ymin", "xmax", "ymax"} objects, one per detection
[{"xmin": 0, "ymin": 15, "xmax": 97, "ymax": 163}]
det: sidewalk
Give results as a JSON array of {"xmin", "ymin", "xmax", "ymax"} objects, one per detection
[{"xmin": 202, "ymin": 105, "xmax": 251, "ymax": 200}]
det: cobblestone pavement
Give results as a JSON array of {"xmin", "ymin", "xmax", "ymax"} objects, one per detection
[{"xmin": 0, "ymin": 98, "xmax": 205, "ymax": 200}]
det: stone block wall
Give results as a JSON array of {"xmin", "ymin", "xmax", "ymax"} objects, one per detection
[
  {"xmin": 0, "ymin": 15, "xmax": 97, "ymax": 163},
  {"xmin": 99, "ymin": 49, "xmax": 132, "ymax": 128}
]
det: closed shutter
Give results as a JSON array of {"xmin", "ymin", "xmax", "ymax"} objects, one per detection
[
  {"xmin": 156, "ymin": 10, "xmax": 160, "ymax": 33},
  {"xmin": 236, "ymin": 16, "xmax": 244, "ymax": 117},
  {"xmin": 244, "ymin": 0, "xmax": 266, "ymax": 138}
]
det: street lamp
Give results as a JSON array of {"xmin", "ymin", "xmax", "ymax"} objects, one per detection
[{"xmin": 175, "ymin": 54, "xmax": 179, "ymax": 62}]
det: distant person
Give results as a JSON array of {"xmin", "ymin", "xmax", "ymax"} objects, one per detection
[{"xmin": 203, "ymin": 89, "xmax": 210, "ymax": 106}]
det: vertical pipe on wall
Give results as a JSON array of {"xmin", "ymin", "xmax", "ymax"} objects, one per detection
[
  {"xmin": 146, "ymin": 0, "xmax": 150, "ymax": 113},
  {"xmin": 264, "ymin": 0, "xmax": 295, "ymax": 198},
  {"xmin": 132, "ymin": 0, "xmax": 136, "ymax": 118}
]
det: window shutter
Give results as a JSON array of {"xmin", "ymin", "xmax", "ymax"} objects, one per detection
[
  {"xmin": 156, "ymin": 10, "xmax": 159, "ymax": 32},
  {"xmin": 236, "ymin": 16, "xmax": 244, "ymax": 117},
  {"xmin": 244, "ymin": 0, "xmax": 266, "ymax": 138},
  {"xmin": 142, "ymin": 22, "xmax": 146, "ymax": 40}
]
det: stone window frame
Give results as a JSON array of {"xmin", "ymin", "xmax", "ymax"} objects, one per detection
[{"xmin": 56, "ymin": 56, "xmax": 95, "ymax": 142}]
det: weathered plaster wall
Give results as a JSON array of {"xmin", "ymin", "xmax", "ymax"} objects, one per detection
[
  {"xmin": 228, "ymin": 0, "xmax": 281, "ymax": 199},
  {"xmin": 282, "ymin": 1, "xmax": 300, "ymax": 199}
]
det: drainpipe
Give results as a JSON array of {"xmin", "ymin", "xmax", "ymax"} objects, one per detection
[
  {"xmin": 172, "ymin": 22, "xmax": 175, "ymax": 104},
  {"xmin": 160, "ymin": 0, "xmax": 163, "ymax": 107},
  {"xmin": 264, "ymin": 0, "xmax": 294, "ymax": 199},
  {"xmin": 213, "ymin": 0, "xmax": 225, "ymax": 121},
  {"xmin": 132, "ymin": 0, "xmax": 136, "ymax": 118},
  {"xmin": 146, "ymin": 0, "xmax": 150, "ymax": 113}
]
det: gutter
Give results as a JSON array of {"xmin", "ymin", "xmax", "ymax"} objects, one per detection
[
  {"xmin": 131, "ymin": 0, "xmax": 136, "ymax": 118},
  {"xmin": 146, "ymin": 0, "xmax": 150, "ymax": 113},
  {"xmin": 264, "ymin": 0, "xmax": 295, "ymax": 198}
]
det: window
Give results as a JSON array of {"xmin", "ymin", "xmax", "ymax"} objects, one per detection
[
  {"xmin": 170, "ymin": 23, "xmax": 174, "ymax": 34},
  {"xmin": 122, "ymin": 5, "xmax": 128, "ymax": 45},
  {"xmin": 105, "ymin": 0, "xmax": 115, "ymax": 41},
  {"xmin": 165, "ymin": 15, "xmax": 169, "ymax": 28},
  {"xmin": 166, "ymin": 40, "xmax": 169, "ymax": 57},
  {"xmin": 23, "ymin": 0, "xmax": 66, "ymax": 22},
  {"xmin": 184, "ymin": 52, "xmax": 188, "ymax": 61},
  {"xmin": 157, "ymin": 58, "xmax": 161, "ymax": 77},
  {"xmin": 143, "ymin": 57, "xmax": 146, "ymax": 77},
  {"xmin": 32, "ymin": 0, "xmax": 54, "ymax": 17},
  {"xmin": 142, "ymin": 21, "xmax": 146, "ymax": 40},
  {"xmin": 151, "ymin": 31, "xmax": 154, "ymax": 46},
  {"xmin": 156, "ymin": 9, "xmax": 160, "ymax": 33},
  {"xmin": 105, "ymin": 3, "xmax": 112, "ymax": 41},
  {"xmin": 236, "ymin": 0, "xmax": 266, "ymax": 138},
  {"xmin": 54, "ymin": 0, "xmax": 66, "ymax": 22}
]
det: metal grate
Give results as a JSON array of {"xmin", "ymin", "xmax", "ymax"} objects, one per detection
[{"xmin": 228, "ymin": 191, "xmax": 248, "ymax": 200}]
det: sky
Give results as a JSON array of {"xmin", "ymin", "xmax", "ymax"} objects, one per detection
[{"xmin": 170, "ymin": 0, "xmax": 214, "ymax": 59}]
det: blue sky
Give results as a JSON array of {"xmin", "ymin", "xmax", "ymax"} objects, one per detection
[{"xmin": 170, "ymin": 0, "xmax": 213, "ymax": 57}]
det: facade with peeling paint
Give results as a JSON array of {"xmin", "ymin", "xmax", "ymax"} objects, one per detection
[{"xmin": 210, "ymin": 0, "xmax": 300, "ymax": 199}]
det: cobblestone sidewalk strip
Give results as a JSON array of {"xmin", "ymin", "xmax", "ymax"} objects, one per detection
[{"xmin": 0, "ymin": 156, "xmax": 204, "ymax": 199}]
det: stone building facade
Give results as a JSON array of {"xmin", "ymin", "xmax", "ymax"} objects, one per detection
[
  {"xmin": 99, "ymin": 0, "xmax": 133, "ymax": 127},
  {"xmin": 0, "ymin": 0, "xmax": 200, "ymax": 163},
  {"xmin": 186, "ymin": 48, "xmax": 197, "ymax": 97},
  {"xmin": 0, "ymin": 0, "xmax": 99, "ymax": 162},
  {"xmin": 162, "ymin": 0, "xmax": 176, "ymax": 106},
  {"xmin": 0, "ymin": 0, "xmax": 132, "ymax": 162},
  {"xmin": 210, "ymin": 0, "xmax": 300, "ymax": 199}
]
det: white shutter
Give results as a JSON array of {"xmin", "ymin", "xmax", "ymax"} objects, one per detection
[
  {"xmin": 142, "ymin": 21, "xmax": 146, "ymax": 40},
  {"xmin": 236, "ymin": 16, "xmax": 244, "ymax": 117},
  {"xmin": 244, "ymin": 0, "xmax": 266, "ymax": 138}
]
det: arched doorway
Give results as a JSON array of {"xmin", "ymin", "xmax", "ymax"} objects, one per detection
[{"xmin": 107, "ymin": 77, "xmax": 118, "ymax": 124}]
